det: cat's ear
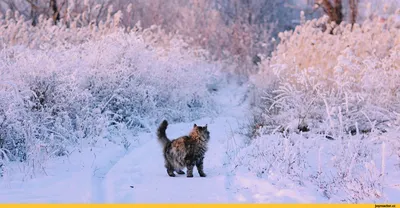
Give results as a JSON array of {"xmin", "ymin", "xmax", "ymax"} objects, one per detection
[
  {"xmin": 205, "ymin": 124, "xmax": 208, "ymax": 129},
  {"xmin": 193, "ymin": 124, "xmax": 197, "ymax": 128}
]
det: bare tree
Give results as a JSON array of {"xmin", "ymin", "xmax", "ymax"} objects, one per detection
[
  {"xmin": 1, "ymin": 0, "xmax": 65, "ymax": 25},
  {"xmin": 317, "ymin": 0, "xmax": 343, "ymax": 24},
  {"xmin": 349, "ymin": 0, "xmax": 359, "ymax": 28},
  {"xmin": 26, "ymin": 0, "xmax": 39, "ymax": 25},
  {"xmin": 50, "ymin": 0, "xmax": 59, "ymax": 24},
  {"xmin": 315, "ymin": 0, "xmax": 359, "ymax": 28}
]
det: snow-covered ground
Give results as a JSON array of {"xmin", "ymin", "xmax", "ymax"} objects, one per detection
[
  {"xmin": 0, "ymin": 81, "xmax": 312, "ymax": 203},
  {"xmin": 1, "ymin": 3, "xmax": 400, "ymax": 204},
  {"xmin": 1, "ymin": 82, "xmax": 399, "ymax": 203},
  {"xmin": 0, "ymin": 83, "xmax": 258, "ymax": 203}
]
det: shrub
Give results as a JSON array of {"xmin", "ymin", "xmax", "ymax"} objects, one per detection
[
  {"xmin": 251, "ymin": 13, "xmax": 400, "ymax": 136},
  {"xmin": 0, "ymin": 20, "xmax": 224, "ymax": 174},
  {"xmin": 242, "ymin": 12, "xmax": 400, "ymax": 202}
]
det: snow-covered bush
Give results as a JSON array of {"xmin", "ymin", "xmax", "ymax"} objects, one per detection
[
  {"xmin": 242, "ymin": 12, "xmax": 400, "ymax": 203},
  {"xmin": 0, "ymin": 0, "xmax": 294, "ymax": 64},
  {"xmin": 251, "ymin": 12, "xmax": 400, "ymax": 136},
  {"xmin": 232, "ymin": 131, "xmax": 399, "ymax": 203},
  {"xmin": 358, "ymin": 0, "xmax": 400, "ymax": 21},
  {"xmin": 0, "ymin": 10, "xmax": 123, "ymax": 49},
  {"xmin": 0, "ymin": 19, "xmax": 223, "ymax": 174}
]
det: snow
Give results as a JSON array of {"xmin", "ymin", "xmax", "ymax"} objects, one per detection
[
  {"xmin": 104, "ymin": 117, "xmax": 234, "ymax": 203},
  {"xmin": 1, "ymin": 81, "xmax": 399, "ymax": 203},
  {"xmin": 1, "ymin": 11, "xmax": 400, "ymax": 204},
  {"xmin": 0, "ymin": 142, "xmax": 125, "ymax": 203},
  {"xmin": 230, "ymin": 173, "xmax": 318, "ymax": 203},
  {"xmin": 0, "ymin": 82, "xmax": 312, "ymax": 203},
  {"xmin": 0, "ymin": 83, "xmax": 256, "ymax": 203}
]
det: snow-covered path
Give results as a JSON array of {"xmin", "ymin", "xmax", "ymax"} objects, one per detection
[
  {"xmin": 0, "ymin": 83, "xmax": 251, "ymax": 203},
  {"xmin": 3, "ymin": 82, "xmax": 396, "ymax": 203},
  {"xmin": 0, "ymin": 116, "xmax": 244, "ymax": 203},
  {"xmin": 98, "ymin": 85, "xmax": 250, "ymax": 203},
  {"xmin": 102, "ymin": 116, "xmax": 240, "ymax": 203},
  {"xmin": 0, "ymin": 82, "xmax": 348, "ymax": 203}
]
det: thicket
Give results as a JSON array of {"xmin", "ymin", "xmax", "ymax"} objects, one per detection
[
  {"xmin": 242, "ymin": 12, "xmax": 400, "ymax": 202},
  {"xmin": 0, "ymin": 13, "xmax": 224, "ymax": 175}
]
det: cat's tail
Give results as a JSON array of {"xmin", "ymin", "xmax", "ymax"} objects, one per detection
[{"xmin": 157, "ymin": 120, "xmax": 170, "ymax": 148}]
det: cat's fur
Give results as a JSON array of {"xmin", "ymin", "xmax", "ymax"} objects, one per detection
[{"xmin": 157, "ymin": 120, "xmax": 210, "ymax": 177}]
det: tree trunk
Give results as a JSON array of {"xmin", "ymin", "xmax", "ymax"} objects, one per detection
[
  {"xmin": 28, "ymin": 0, "xmax": 39, "ymax": 26},
  {"xmin": 349, "ymin": 0, "xmax": 358, "ymax": 29},
  {"xmin": 50, "ymin": 0, "xmax": 60, "ymax": 25},
  {"xmin": 320, "ymin": 0, "xmax": 343, "ymax": 25}
]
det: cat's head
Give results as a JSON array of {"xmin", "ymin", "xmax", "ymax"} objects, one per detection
[{"xmin": 191, "ymin": 123, "xmax": 210, "ymax": 142}]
